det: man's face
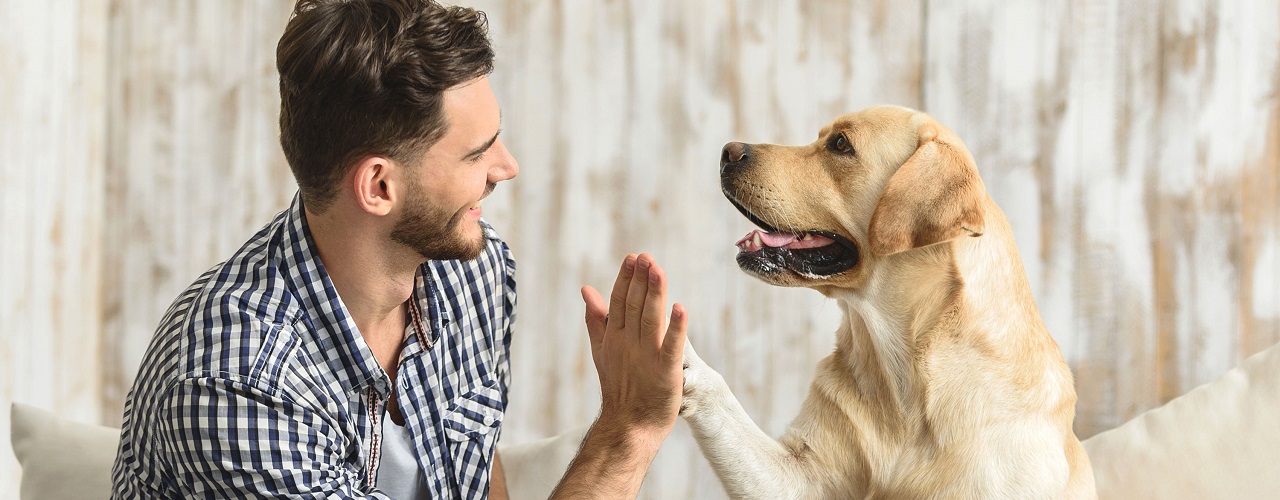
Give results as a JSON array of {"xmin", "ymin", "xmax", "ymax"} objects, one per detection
[{"xmin": 390, "ymin": 76, "xmax": 518, "ymax": 261}]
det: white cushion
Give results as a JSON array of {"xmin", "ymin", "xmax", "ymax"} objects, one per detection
[
  {"xmin": 9, "ymin": 402, "xmax": 120, "ymax": 500},
  {"xmin": 1083, "ymin": 342, "xmax": 1280, "ymax": 499},
  {"xmin": 499, "ymin": 424, "xmax": 589, "ymax": 500}
]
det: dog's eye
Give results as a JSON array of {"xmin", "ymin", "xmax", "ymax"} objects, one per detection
[{"xmin": 828, "ymin": 133, "xmax": 854, "ymax": 155}]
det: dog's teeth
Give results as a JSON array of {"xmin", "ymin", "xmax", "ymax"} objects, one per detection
[
  {"xmin": 753, "ymin": 233, "xmax": 763, "ymax": 247},
  {"xmin": 801, "ymin": 234, "xmax": 812, "ymax": 241}
]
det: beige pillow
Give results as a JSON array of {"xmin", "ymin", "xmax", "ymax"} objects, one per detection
[
  {"xmin": 499, "ymin": 424, "xmax": 590, "ymax": 500},
  {"xmin": 10, "ymin": 402, "xmax": 120, "ymax": 500},
  {"xmin": 1083, "ymin": 342, "xmax": 1280, "ymax": 499}
]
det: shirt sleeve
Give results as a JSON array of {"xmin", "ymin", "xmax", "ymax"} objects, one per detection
[{"xmin": 155, "ymin": 375, "xmax": 393, "ymax": 499}]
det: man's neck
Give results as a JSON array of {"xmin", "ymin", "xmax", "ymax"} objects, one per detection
[{"xmin": 304, "ymin": 206, "xmax": 420, "ymax": 346}]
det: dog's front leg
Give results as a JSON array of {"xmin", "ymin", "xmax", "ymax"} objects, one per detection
[{"xmin": 681, "ymin": 342, "xmax": 815, "ymax": 500}]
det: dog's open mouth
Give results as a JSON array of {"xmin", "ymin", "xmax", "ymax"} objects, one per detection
[{"xmin": 727, "ymin": 198, "xmax": 859, "ymax": 277}]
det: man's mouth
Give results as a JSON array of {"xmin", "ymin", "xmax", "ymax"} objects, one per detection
[
  {"xmin": 727, "ymin": 197, "xmax": 859, "ymax": 278},
  {"xmin": 468, "ymin": 183, "xmax": 497, "ymax": 214}
]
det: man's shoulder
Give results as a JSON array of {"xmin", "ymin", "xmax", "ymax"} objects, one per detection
[{"xmin": 147, "ymin": 220, "xmax": 307, "ymax": 384}]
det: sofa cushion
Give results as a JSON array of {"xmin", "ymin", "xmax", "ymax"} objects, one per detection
[
  {"xmin": 10, "ymin": 402, "xmax": 120, "ymax": 500},
  {"xmin": 1083, "ymin": 342, "xmax": 1280, "ymax": 499}
]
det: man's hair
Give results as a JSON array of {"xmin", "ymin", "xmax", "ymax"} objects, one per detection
[{"xmin": 277, "ymin": 0, "xmax": 494, "ymax": 212}]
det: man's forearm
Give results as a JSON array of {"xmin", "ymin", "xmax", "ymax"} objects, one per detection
[
  {"xmin": 549, "ymin": 417, "xmax": 664, "ymax": 499},
  {"xmin": 490, "ymin": 451, "xmax": 509, "ymax": 500}
]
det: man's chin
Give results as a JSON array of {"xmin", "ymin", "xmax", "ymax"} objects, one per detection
[
  {"xmin": 419, "ymin": 240, "xmax": 484, "ymax": 262},
  {"xmin": 392, "ymin": 209, "xmax": 487, "ymax": 262},
  {"xmin": 411, "ymin": 227, "xmax": 486, "ymax": 262}
]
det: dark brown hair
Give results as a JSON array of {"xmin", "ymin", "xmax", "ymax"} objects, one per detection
[{"xmin": 277, "ymin": 0, "xmax": 493, "ymax": 211}]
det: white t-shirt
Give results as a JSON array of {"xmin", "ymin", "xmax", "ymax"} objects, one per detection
[{"xmin": 376, "ymin": 416, "xmax": 430, "ymax": 499}]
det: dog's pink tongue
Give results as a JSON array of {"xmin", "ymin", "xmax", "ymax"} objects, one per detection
[
  {"xmin": 759, "ymin": 231, "xmax": 797, "ymax": 247},
  {"xmin": 736, "ymin": 229, "xmax": 837, "ymax": 252},
  {"xmin": 785, "ymin": 234, "xmax": 835, "ymax": 249},
  {"xmin": 736, "ymin": 229, "xmax": 799, "ymax": 252}
]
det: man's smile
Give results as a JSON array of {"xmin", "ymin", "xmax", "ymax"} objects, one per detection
[{"xmin": 468, "ymin": 183, "xmax": 497, "ymax": 216}]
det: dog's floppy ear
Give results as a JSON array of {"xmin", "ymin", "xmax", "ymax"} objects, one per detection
[{"xmin": 868, "ymin": 122, "xmax": 986, "ymax": 257}]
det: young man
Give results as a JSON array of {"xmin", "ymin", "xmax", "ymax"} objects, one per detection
[{"xmin": 110, "ymin": 1, "xmax": 687, "ymax": 498}]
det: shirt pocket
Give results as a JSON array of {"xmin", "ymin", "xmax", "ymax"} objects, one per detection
[{"xmin": 442, "ymin": 378, "xmax": 504, "ymax": 442}]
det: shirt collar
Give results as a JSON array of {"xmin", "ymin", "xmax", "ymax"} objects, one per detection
[{"xmin": 279, "ymin": 193, "xmax": 391, "ymax": 396}]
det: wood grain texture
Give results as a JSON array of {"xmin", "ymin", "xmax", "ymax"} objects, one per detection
[
  {"xmin": 1, "ymin": 0, "xmax": 1277, "ymax": 498},
  {"xmin": 467, "ymin": 1, "xmax": 923, "ymax": 496},
  {"xmin": 100, "ymin": 0, "xmax": 297, "ymax": 425},
  {"xmin": 924, "ymin": 0, "xmax": 1280, "ymax": 437},
  {"xmin": 0, "ymin": 0, "xmax": 109, "ymax": 497}
]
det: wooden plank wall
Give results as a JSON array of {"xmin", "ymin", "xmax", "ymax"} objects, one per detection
[
  {"xmin": 2, "ymin": 1, "xmax": 1277, "ymax": 498},
  {"xmin": 100, "ymin": 0, "xmax": 297, "ymax": 426},
  {"xmin": 0, "ymin": 0, "xmax": 109, "ymax": 494}
]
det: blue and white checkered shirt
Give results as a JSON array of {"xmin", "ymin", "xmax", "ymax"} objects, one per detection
[{"xmin": 111, "ymin": 193, "xmax": 515, "ymax": 499}]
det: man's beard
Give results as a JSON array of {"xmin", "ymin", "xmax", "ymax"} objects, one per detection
[{"xmin": 390, "ymin": 177, "xmax": 489, "ymax": 261}]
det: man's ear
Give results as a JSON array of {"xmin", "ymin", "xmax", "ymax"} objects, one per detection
[
  {"xmin": 351, "ymin": 155, "xmax": 397, "ymax": 217},
  {"xmin": 867, "ymin": 122, "xmax": 986, "ymax": 257}
]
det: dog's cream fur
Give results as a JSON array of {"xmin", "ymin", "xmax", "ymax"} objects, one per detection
[{"xmin": 681, "ymin": 106, "xmax": 1096, "ymax": 499}]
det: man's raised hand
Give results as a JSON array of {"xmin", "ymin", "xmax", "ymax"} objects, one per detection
[{"xmin": 581, "ymin": 253, "xmax": 688, "ymax": 442}]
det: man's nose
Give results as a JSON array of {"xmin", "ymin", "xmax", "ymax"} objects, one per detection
[{"xmin": 489, "ymin": 139, "xmax": 519, "ymax": 182}]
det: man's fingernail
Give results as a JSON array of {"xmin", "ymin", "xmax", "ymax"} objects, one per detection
[
  {"xmin": 649, "ymin": 268, "xmax": 660, "ymax": 284},
  {"xmin": 637, "ymin": 257, "xmax": 650, "ymax": 270},
  {"xmin": 624, "ymin": 256, "xmax": 636, "ymax": 272}
]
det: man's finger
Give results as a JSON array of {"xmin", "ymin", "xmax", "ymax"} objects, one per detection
[
  {"xmin": 608, "ymin": 254, "xmax": 638, "ymax": 329},
  {"xmin": 624, "ymin": 254, "xmax": 653, "ymax": 333},
  {"xmin": 662, "ymin": 303, "xmax": 688, "ymax": 361},
  {"xmin": 639, "ymin": 262, "xmax": 668, "ymax": 346},
  {"xmin": 581, "ymin": 286, "xmax": 607, "ymax": 351}
]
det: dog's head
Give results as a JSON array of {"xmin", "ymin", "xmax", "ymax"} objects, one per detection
[{"xmin": 722, "ymin": 106, "xmax": 987, "ymax": 290}]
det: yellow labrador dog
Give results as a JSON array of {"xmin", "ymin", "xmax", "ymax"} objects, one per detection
[{"xmin": 680, "ymin": 106, "xmax": 1096, "ymax": 499}]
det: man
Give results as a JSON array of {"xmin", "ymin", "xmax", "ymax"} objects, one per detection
[{"xmin": 110, "ymin": 0, "xmax": 687, "ymax": 498}]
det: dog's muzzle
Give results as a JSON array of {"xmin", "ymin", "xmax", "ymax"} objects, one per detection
[{"xmin": 719, "ymin": 142, "xmax": 859, "ymax": 280}]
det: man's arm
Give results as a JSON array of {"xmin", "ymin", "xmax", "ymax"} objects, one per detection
[
  {"xmin": 550, "ymin": 253, "xmax": 688, "ymax": 499},
  {"xmin": 490, "ymin": 451, "xmax": 509, "ymax": 500}
]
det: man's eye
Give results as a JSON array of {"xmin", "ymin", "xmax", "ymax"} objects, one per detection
[{"xmin": 828, "ymin": 133, "xmax": 853, "ymax": 155}]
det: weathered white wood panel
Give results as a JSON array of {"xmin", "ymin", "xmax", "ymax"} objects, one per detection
[
  {"xmin": 924, "ymin": 0, "xmax": 1280, "ymax": 437},
  {"xmin": 0, "ymin": 0, "xmax": 109, "ymax": 497},
  {"xmin": 468, "ymin": 1, "xmax": 923, "ymax": 497},
  {"xmin": 100, "ymin": 0, "xmax": 297, "ymax": 425}
]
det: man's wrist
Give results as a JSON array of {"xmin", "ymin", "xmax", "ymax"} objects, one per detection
[
  {"xmin": 589, "ymin": 411, "xmax": 670, "ymax": 458},
  {"xmin": 549, "ymin": 411, "xmax": 669, "ymax": 499}
]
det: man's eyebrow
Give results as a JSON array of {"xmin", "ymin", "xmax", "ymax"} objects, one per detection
[{"xmin": 463, "ymin": 129, "xmax": 501, "ymax": 160}]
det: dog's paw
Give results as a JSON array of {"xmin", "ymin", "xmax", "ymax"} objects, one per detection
[{"xmin": 679, "ymin": 341, "xmax": 723, "ymax": 417}]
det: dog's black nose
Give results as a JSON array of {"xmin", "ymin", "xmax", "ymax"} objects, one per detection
[{"xmin": 721, "ymin": 142, "xmax": 751, "ymax": 173}]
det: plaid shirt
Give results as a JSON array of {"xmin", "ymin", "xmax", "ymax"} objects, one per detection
[{"xmin": 111, "ymin": 193, "xmax": 515, "ymax": 499}]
